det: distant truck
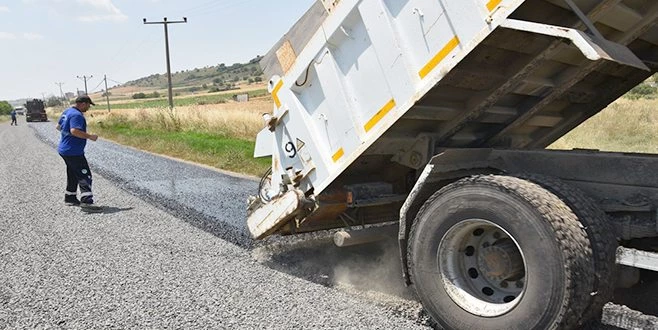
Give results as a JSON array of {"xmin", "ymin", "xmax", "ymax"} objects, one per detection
[
  {"xmin": 248, "ymin": 0, "xmax": 658, "ymax": 329},
  {"xmin": 24, "ymin": 99, "xmax": 47, "ymax": 122},
  {"xmin": 13, "ymin": 106, "xmax": 25, "ymax": 116}
]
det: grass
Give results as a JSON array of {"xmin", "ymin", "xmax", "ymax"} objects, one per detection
[
  {"xmin": 105, "ymin": 89, "xmax": 268, "ymax": 110},
  {"xmin": 46, "ymin": 92, "xmax": 656, "ymax": 178},
  {"xmin": 550, "ymin": 98, "xmax": 658, "ymax": 153},
  {"xmin": 83, "ymin": 100, "xmax": 273, "ymax": 177},
  {"xmin": 95, "ymin": 124, "xmax": 270, "ymax": 176}
]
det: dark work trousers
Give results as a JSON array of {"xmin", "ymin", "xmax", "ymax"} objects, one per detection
[
  {"xmin": 60, "ymin": 154, "xmax": 94, "ymax": 204},
  {"xmin": 10, "ymin": 116, "xmax": 16, "ymax": 125}
]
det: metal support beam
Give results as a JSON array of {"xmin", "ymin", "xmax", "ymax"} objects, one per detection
[
  {"xmin": 484, "ymin": 0, "xmax": 658, "ymax": 146},
  {"xmin": 616, "ymin": 247, "xmax": 658, "ymax": 272},
  {"xmin": 434, "ymin": 0, "xmax": 623, "ymax": 146}
]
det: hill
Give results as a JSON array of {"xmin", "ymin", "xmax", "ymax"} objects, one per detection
[{"xmin": 123, "ymin": 56, "xmax": 265, "ymax": 91}]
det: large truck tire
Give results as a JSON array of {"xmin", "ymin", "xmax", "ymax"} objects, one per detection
[
  {"xmin": 408, "ymin": 175, "xmax": 594, "ymax": 330},
  {"xmin": 517, "ymin": 174, "xmax": 617, "ymax": 325}
]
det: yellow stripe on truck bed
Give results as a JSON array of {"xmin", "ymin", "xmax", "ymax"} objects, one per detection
[
  {"xmin": 364, "ymin": 99, "xmax": 396, "ymax": 133},
  {"xmin": 418, "ymin": 36, "xmax": 460, "ymax": 79}
]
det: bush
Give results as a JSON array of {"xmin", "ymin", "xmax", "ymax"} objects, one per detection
[
  {"xmin": 626, "ymin": 82, "xmax": 657, "ymax": 100},
  {"xmin": 133, "ymin": 92, "xmax": 160, "ymax": 99},
  {"xmin": 0, "ymin": 101, "xmax": 12, "ymax": 115},
  {"xmin": 46, "ymin": 97, "xmax": 63, "ymax": 107}
]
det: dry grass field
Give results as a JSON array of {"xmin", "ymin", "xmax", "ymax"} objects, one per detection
[
  {"xmin": 42, "ymin": 95, "xmax": 655, "ymax": 176},
  {"xmin": 550, "ymin": 98, "xmax": 658, "ymax": 153},
  {"xmin": 85, "ymin": 97, "xmax": 271, "ymax": 140}
]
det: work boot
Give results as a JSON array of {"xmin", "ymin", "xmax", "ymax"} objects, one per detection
[
  {"xmin": 65, "ymin": 196, "xmax": 81, "ymax": 206},
  {"xmin": 80, "ymin": 202, "xmax": 103, "ymax": 213}
]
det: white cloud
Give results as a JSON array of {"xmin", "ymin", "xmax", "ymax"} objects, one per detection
[
  {"xmin": 76, "ymin": 0, "xmax": 127, "ymax": 22},
  {"xmin": 0, "ymin": 6, "xmax": 9, "ymax": 12},
  {"xmin": 23, "ymin": 32, "xmax": 44, "ymax": 40},
  {"xmin": 0, "ymin": 32, "xmax": 16, "ymax": 39}
]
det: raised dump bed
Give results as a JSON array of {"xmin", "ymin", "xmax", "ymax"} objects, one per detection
[{"xmin": 249, "ymin": 0, "xmax": 658, "ymax": 329}]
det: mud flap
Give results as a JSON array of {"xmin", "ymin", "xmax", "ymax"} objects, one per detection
[{"xmin": 500, "ymin": 18, "xmax": 650, "ymax": 71}]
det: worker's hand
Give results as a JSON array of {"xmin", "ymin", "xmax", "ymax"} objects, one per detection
[{"xmin": 89, "ymin": 134, "xmax": 98, "ymax": 141}]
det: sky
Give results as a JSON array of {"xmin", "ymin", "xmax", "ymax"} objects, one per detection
[{"xmin": 0, "ymin": 0, "xmax": 315, "ymax": 101}]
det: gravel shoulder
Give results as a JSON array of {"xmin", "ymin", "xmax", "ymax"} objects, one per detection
[{"xmin": 0, "ymin": 121, "xmax": 428, "ymax": 329}]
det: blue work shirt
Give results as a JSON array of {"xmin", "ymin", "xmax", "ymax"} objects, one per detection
[
  {"xmin": 57, "ymin": 107, "xmax": 87, "ymax": 156},
  {"xmin": 10, "ymin": 110, "xmax": 16, "ymax": 118}
]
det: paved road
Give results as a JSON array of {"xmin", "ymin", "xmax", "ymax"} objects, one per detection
[{"xmin": 0, "ymin": 121, "xmax": 428, "ymax": 329}]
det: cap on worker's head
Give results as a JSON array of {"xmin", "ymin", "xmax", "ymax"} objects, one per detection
[{"xmin": 75, "ymin": 95, "xmax": 95, "ymax": 106}]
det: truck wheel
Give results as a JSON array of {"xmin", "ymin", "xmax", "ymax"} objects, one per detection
[
  {"xmin": 517, "ymin": 174, "xmax": 617, "ymax": 324},
  {"xmin": 408, "ymin": 175, "xmax": 594, "ymax": 330}
]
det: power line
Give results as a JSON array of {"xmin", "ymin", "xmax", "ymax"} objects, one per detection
[
  {"xmin": 89, "ymin": 79, "xmax": 105, "ymax": 94},
  {"xmin": 143, "ymin": 17, "xmax": 188, "ymax": 109}
]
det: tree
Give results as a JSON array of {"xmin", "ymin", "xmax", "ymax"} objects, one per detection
[
  {"xmin": 0, "ymin": 101, "xmax": 12, "ymax": 115},
  {"xmin": 46, "ymin": 97, "xmax": 62, "ymax": 107}
]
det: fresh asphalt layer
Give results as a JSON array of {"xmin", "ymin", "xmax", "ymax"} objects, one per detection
[{"xmin": 0, "ymin": 120, "xmax": 429, "ymax": 329}]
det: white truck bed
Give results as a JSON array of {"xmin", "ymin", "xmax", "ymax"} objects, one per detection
[{"xmin": 251, "ymin": 0, "xmax": 658, "ymax": 239}]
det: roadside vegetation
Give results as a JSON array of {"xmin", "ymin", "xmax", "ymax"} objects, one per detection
[
  {"xmin": 0, "ymin": 100, "xmax": 14, "ymax": 123},
  {"xmin": 81, "ymin": 99, "xmax": 272, "ymax": 177},
  {"xmin": 107, "ymin": 88, "xmax": 268, "ymax": 110},
  {"xmin": 40, "ymin": 64, "xmax": 656, "ymax": 178},
  {"xmin": 550, "ymin": 97, "xmax": 658, "ymax": 153}
]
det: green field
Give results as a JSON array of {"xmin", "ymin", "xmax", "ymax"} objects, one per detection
[
  {"xmin": 107, "ymin": 89, "xmax": 268, "ymax": 110},
  {"xmin": 92, "ymin": 121, "xmax": 270, "ymax": 177}
]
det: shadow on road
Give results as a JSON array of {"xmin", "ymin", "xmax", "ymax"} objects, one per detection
[{"xmin": 100, "ymin": 206, "xmax": 134, "ymax": 214}]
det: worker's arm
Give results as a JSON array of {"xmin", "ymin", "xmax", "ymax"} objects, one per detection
[
  {"xmin": 70, "ymin": 128, "xmax": 98, "ymax": 141},
  {"xmin": 56, "ymin": 124, "xmax": 61, "ymax": 131}
]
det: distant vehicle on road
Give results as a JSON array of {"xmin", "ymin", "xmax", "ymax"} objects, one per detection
[
  {"xmin": 13, "ymin": 106, "xmax": 25, "ymax": 116},
  {"xmin": 24, "ymin": 99, "xmax": 47, "ymax": 122}
]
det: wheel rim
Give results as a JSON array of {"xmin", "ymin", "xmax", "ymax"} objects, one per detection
[{"xmin": 438, "ymin": 219, "xmax": 527, "ymax": 317}]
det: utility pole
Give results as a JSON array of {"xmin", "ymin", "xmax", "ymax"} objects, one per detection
[
  {"xmin": 143, "ymin": 17, "xmax": 187, "ymax": 109},
  {"xmin": 76, "ymin": 75, "xmax": 93, "ymax": 95},
  {"xmin": 104, "ymin": 75, "xmax": 111, "ymax": 112},
  {"xmin": 55, "ymin": 82, "xmax": 66, "ymax": 104}
]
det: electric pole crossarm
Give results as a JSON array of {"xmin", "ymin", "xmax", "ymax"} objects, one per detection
[{"xmin": 76, "ymin": 75, "xmax": 93, "ymax": 95}]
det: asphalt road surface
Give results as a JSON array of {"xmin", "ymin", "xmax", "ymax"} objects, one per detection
[
  {"xmin": 3, "ymin": 119, "xmax": 657, "ymax": 329},
  {"xmin": 0, "ymin": 120, "xmax": 429, "ymax": 329}
]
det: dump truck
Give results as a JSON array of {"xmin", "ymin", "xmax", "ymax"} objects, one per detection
[
  {"xmin": 24, "ymin": 99, "xmax": 47, "ymax": 122},
  {"xmin": 248, "ymin": 0, "xmax": 658, "ymax": 329}
]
